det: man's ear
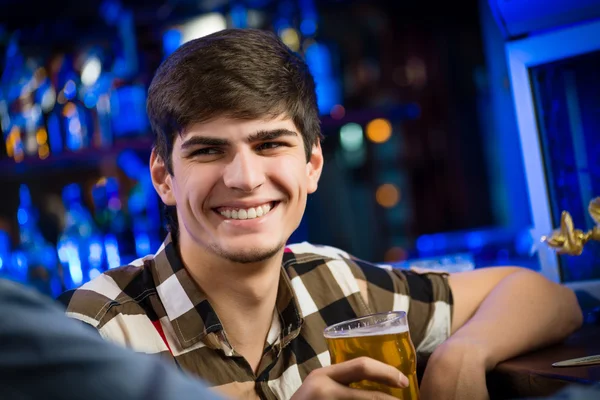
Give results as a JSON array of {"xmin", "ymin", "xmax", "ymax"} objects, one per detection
[
  {"xmin": 150, "ymin": 149, "xmax": 176, "ymax": 206},
  {"xmin": 306, "ymin": 141, "xmax": 324, "ymax": 194}
]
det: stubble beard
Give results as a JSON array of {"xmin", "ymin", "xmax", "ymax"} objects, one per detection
[{"xmin": 209, "ymin": 241, "xmax": 285, "ymax": 264}]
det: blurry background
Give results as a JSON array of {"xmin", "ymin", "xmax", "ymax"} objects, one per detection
[{"xmin": 0, "ymin": 0, "xmax": 547, "ymax": 296}]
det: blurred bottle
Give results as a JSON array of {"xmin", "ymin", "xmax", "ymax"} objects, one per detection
[
  {"xmin": 50, "ymin": 55, "xmax": 93, "ymax": 153},
  {"xmin": 118, "ymin": 150, "xmax": 162, "ymax": 257},
  {"xmin": 1, "ymin": 33, "xmax": 28, "ymax": 163},
  {"xmin": 91, "ymin": 177, "xmax": 127, "ymax": 269},
  {"xmin": 0, "ymin": 228, "xmax": 10, "ymax": 279},
  {"xmin": 100, "ymin": 0, "xmax": 148, "ymax": 139},
  {"xmin": 14, "ymin": 184, "xmax": 61, "ymax": 296},
  {"xmin": 77, "ymin": 47, "xmax": 114, "ymax": 149},
  {"xmin": 57, "ymin": 183, "xmax": 102, "ymax": 289}
]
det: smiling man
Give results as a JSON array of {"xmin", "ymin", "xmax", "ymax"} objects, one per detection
[{"xmin": 62, "ymin": 29, "xmax": 582, "ymax": 400}]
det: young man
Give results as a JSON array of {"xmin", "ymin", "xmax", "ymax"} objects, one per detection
[{"xmin": 62, "ymin": 29, "xmax": 582, "ymax": 400}]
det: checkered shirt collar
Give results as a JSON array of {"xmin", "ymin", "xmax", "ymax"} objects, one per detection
[{"xmin": 151, "ymin": 234, "xmax": 304, "ymax": 350}]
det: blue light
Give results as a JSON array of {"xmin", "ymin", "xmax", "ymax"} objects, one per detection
[
  {"xmin": 466, "ymin": 232, "xmax": 485, "ymax": 250},
  {"xmin": 117, "ymin": 150, "xmax": 144, "ymax": 179},
  {"xmin": 64, "ymin": 80, "xmax": 77, "ymax": 100},
  {"xmin": 17, "ymin": 208, "xmax": 28, "ymax": 225},
  {"xmin": 300, "ymin": 19, "xmax": 317, "ymax": 36},
  {"xmin": 305, "ymin": 43, "xmax": 330, "ymax": 76},
  {"xmin": 89, "ymin": 268, "xmax": 101, "ymax": 280},
  {"xmin": 48, "ymin": 113, "xmax": 63, "ymax": 154},
  {"xmin": 89, "ymin": 240, "xmax": 103, "ymax": 269},
  {"xmin": 231, "ymin": 5, "xmax": 248, "ymax": 28},
  {"xmin": 100, "ymin": 0, "xmax": 121, "ymax": 25},
  {"xmin": 163, "ymin": 29, "xmax": 182, "ymax": 58},
  {"xmin": 432, "ymin": 234, "xmax": 447, "ymax": 252},
  {"xmin": 69, "ymin": 258, "xmax": 83, "ymax": 286},
  {"xmin": 515, "ymin": 229, "xmax": 533, "ymax": 256},
  {"xmin": 0, "ymin": 256, "xmax": 3, "ymax": 270},
  {"xmin": 416, "ymin": 235, "xmax": 434, "ymax": 254},
  {"xmin": 19, "ymin": 184, "xmax": 32, "ymax": 207},
  {"xmin": 274, "ymin": 18, "xmax": 290, "ymax": 34},
  {"xmin": 84, "ymin": 92, "xmax": 98, "ymax": 108},
  {"xmin": 11, "ymin": 251, "xmax": 28, "ymax": 280},
  {"xmin": 110, "ymin": 86, "xmax": 149, "ymax": 137},
  {"xmin": 304, "ymin": 42, "xmax": 340, "ymax": 114},
  {"xmin": 135, "ymin": 232, "xmax": 151, "ymax": 256},
  {"xmin": 104, "ymin": 234, "xmax": 121, "ymax": 269},
  {"xmin": 57, "ymin": 239, "xmax": 83, "ymax": 286},
  {"xmin": 63, "ymin": 183, "xmax": 82, "ymax": 205}
]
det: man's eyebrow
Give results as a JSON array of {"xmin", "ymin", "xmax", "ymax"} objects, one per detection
[
  {"xmin": 180, "ymin": 136, "xmax": 230, "ymax": 150},
  {"xmin": 246, "ymin": 129, "xmax": 298, "ymax": 142}
]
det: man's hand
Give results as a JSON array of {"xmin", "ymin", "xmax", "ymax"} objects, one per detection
[
  {"xmin": 291, "ymin": 357, "xmax": 410, "ymax": 400},
  {"xmin": 419, "ymin": 338, "xmax": 489, "ymax": 400}
]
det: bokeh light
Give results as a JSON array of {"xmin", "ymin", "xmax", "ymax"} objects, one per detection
[
  {"xmin": 330, "ymin": 104, "xmax": 345, "ymax": 120},
  {"xmin": 384, "ymin": 247, "xmax": 408, "ymax": 263},
  {"xmin": 366, "ymin": 118, "xmax": 392, "ymax": 143},
  {"xmin": 280, "ymin": 28, "xmax": 300, "ymax": 51},
  {"xmin": 375, "ymin": 183, "xmax": 401, "ymax": 208},
  {"xmin": 339, "ymin": 123, "xmax": 364, "ymax": 152}
]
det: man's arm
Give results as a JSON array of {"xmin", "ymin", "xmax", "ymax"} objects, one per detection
[
  {"xmin": 420, "ymin": 267, "xmax": 583, "ymax": 400},
  {"xmin": 0, "ymin": 279, "xmax": 225, "ymax": 400}
]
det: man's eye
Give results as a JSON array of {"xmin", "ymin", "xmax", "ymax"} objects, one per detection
[
  {"xmin": 256, "ymin": 142, "xmax": 285, "ymax": 151},
  {"xmin": 190, "ymin": 148, "xmax": 221, "ymax": 156}
]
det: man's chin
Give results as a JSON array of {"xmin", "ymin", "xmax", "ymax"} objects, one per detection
[{"xmin": 210, "ymin": 243, "xmax": 284, "ymax": 264}]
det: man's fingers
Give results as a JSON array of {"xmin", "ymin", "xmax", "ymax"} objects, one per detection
[
  {"xmin": 334, "ymin": 385, "xmax": 401, "ymax": 400},
  {"xmin": 324, "ymin": 357, "xmax": 409, "ymax": 388}
]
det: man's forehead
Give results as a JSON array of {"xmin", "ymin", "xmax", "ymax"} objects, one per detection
[{"xmin": 179, "ymin": 117, "xmax": 300, "ymax": 139}]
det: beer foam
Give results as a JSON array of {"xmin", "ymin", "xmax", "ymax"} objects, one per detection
[{"xmin": 325, "ymin": 324, "xmax": 408, "ymax": 338}]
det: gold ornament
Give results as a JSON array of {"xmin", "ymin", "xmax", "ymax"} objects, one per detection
[{"xmin": 542, "ymin": 197, "xmax": 600, "ymax": 256}]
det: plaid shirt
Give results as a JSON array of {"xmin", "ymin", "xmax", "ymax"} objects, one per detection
[{"xmin": 62, "ymin": 235, "xmax": 453, "ymax": 400}]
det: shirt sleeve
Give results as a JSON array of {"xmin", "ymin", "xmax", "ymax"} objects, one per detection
[
  {"xmin": 349, "ymin": 258, "xmax": 454, "ymax": 355},
  {"xmin": 0, "ymin": 279, "xmax": 225, "ymax": 400}
]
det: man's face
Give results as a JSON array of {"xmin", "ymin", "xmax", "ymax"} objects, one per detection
[{"xmin": 151, "ymin": 115, "xmax": 323, "ymax": 264}]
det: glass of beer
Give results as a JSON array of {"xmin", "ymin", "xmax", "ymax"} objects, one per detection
[{"xmin": 323, "ymin": 311, "xmax": 419, "ymax": 399}]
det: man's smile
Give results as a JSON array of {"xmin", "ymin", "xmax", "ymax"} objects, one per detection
[{"xmin": 213, "ymin": 201, "xmax": 280, "ymax": 221}]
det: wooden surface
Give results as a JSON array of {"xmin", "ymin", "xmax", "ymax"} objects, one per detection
[{"xmin": 487, "ymin": 324, "xmax": 600, "ymax": 399}]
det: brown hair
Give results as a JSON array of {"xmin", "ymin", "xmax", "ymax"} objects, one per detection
[{"xmin": 146, "ymin": 28, "xmax": 322, "ymax": 235}]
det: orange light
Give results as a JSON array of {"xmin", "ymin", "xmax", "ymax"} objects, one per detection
[
  {"xmin": 14, "ymin": 149, "xmax": 24, "ymax": 163},
  {"xmin": 5, "ymin": 139, "xmax": 13, "ymax": 157},
  {"xmin": 7, "ymin": 126, "xmax": 21, "ymax": 158},
  {"xmin": 384, "ymin": 247, "xmax": 408, "ymax": 263},
  {"xmin": 366, "ymin": 118, "xmax": 392, "ymax": 143},
  {"xmin": 63, "ymin": 102, "xmax": 76, "ymax": 118},
  {"xmin": 38, "ymin": 144, "xmax": 50, "ymax": 159},
  {"xmin": 375, "ymin": 183, "xmax": 401, "ymax": 208},
  {"xmin": 36, "ymin": 128, "xmax": 48, "ymax": 145},
  {"xmin": 330, "ymin": 104, "xmax": 345, "ymax": 120}
]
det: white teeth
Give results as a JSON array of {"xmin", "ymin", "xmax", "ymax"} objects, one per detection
[{"xmin": 219, "ymin": 203, "xmax": 274, "ymax": 220}]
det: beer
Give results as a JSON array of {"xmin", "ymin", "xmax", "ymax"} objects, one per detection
[{"xmin": 324, "ymin": 312, "xmax": 419, "ymax": 399}]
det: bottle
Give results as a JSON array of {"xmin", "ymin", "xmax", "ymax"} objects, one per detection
[
  {"xmin": 15, "ymin": 184, "xmax": 61, "ymax": 296},
  {"xmin": 57, "ymin": 183, "xmax": 101, "ymax": 288}
]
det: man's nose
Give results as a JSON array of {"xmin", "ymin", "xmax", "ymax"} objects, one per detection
[{"xmin": 222, "ymin": 151, "xmax": 265, "ymax": 192}]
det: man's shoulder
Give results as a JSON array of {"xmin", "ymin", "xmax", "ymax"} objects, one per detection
[
  {"xmin": 285, "ymin": 242, "xmax": 352, "ymax": 262},
  {"xmin": 58, "ymin": 258, "xmax": 156, "ymax": 327},
  {"xmin": 284, "ymin": 242, "xmax": 391, "ymax": 272}
]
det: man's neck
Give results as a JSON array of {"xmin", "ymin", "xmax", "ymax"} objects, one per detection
[{"xmin": 177, "ymin": 236, "xmax": 284, "ymax": 372}]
